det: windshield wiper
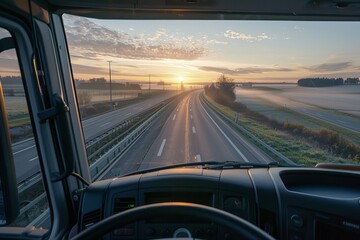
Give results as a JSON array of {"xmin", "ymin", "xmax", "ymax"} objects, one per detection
[
  {"xmin": 123, "ymin": 160, "xmax": 294, "ymax": 177},
  {"xmin": 202, "ymin": 161, "xmax": 292, "ymax": 170}
]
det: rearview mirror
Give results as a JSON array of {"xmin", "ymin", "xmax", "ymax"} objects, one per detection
[{"xmin": 0, "ymin": 82, "xmax": 19, "ymax": 226}]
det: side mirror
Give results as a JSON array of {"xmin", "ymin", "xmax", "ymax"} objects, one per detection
[{"xmin": 0, "ymin": 82, "xmax": 19, "ymax": 226}]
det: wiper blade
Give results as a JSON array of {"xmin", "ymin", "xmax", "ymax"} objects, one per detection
[
  {"xmin": 202, "ymin": 161, "xmax": 290, "ymax": 170},
  {"xmin": 123, "ymin": 161, "xmax": 225, "ymax": 177},
  {"xmin": 123, "ymin": 160, "xmax": 291, "ymax": 177}
]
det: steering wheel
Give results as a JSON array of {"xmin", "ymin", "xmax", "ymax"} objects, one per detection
[{"xmin": 71, "ymin": 202, "xmax": 274, "ymax": 240}]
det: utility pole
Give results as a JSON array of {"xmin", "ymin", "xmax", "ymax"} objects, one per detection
[{"xmin": 107, "ymin": 60, "xmax": 112, "ymax": 105}]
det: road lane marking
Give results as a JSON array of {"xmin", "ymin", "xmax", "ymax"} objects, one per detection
[
  {"xmin": 173, "ymin": 114, "xmax": 176, "ymax": 121},
  {"xmin": 13, "ymin": 137, "xmax": 34, "ymax": 146},
  {"xmin": 29, "ymin": 156, "xmax": 38, "ymax": 162},
  {"xmin": 192, "ymin": 126, "xmax": 196, "ymax": 134},
  {"xmin": 336, "ymin": 120, "xmax": 346, "ymax": 124},
  {"xmin": 125, "ymin": 112, "xmax": 131, "ymax": 116},
  {"xmin": 14, "ymin": 145, "xmax": 35, "ymax": 155},
  {"xmin": 177, "ymin": 108, "xmax": 179, "ymax": 111},
  {"xmin": 190, "ymin": 108, "xmax": 192, "ymax": 112},
  {"xmin": 100, "ymin": 122, "xmax": 111, "ymax": 127},
  {"xmin": 190, "ymin": 114, "xmax": 193, "ymax": 119},
  {"xmin": 200, "ymin": 103, "xmax": 249, "ymax": 162},
  {"xmin": 139, "ymin": 107, "xmax": 144, "ymax": 110},
  {"xmin": 157, "ymin": 139, "xmax": 167, "ymax": 157},
  {"xmin": 196, "ymin": 154, "xmax": 201, "ymax": 162}
]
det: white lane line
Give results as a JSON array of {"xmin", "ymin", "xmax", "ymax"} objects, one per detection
[
  {"xmin": 139, "ymin": 107, "xmax": 144, "ymax": 110},
  {"xmin": 14, "ymin": 145, "xmax": 35, "ymax": 155},
  {"xmin": 196, "ymin": 154, "xmax": 201, "ymax": 162},
  {"xmin": 125, "ymin": 112, "xmax": 131, "ymax": 116},
  {"xmin": 177, "ymin": 108, "xmax": 179, "ymax": 112},
  {"xmin": 100, "ymin": 122, "xmax": 111, "ymax": 128},
  {"xmin": 336, "ymin": 120, "xmax": 346, "ymax": 124},
  {"xmin": 29, "ymin": 156, "xmax": 38, "ymax": 162},
  {"xmin": 190, "ymin": 114, "xmax": 193, "ymax": 119},
  {"xmin": 190, "ymin": 108, "xmax": 192, "ymax": 112},
  {"xmin": 173, "ymin": 114, "xmax": 177, "ymax": 121},
  {"xmin": 200, "ymin": 103, "xmax": 250, "ymax": 162},
  {"xmin": 157, "ymin": 139, "xmax": 167, "ymax": 157},
  {"xmin": 192, "ymin": 126, "xmax": 196, "ymax": 134}
]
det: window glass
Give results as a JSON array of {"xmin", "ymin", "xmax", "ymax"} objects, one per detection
[
  {"xmin": 0, "ymin": 27, "xmax": 50, "ymax": 228},
  {"xmin": 63, "ymin": 15, "xmax": 360, "ymax": 180}
]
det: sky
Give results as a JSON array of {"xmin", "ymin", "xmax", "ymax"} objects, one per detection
[{"xmin": 2, "ymin": 15, "xmax": 360, "ymax": 84}]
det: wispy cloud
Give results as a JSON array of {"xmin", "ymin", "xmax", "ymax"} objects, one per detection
[
  {"xmin": 224, "ymin": 30, "xmax": 271, "ymax": 42},
  {"xmin": 198, "ymin": 66, "xmax": 294, "ymax": 75},
  {"xmin": 63, "ymin": 15, "xmax": 207, "ymax": 61},
  {"xmin": 301, "ymin": 61, "xmax": 352, "ymax": 72}
]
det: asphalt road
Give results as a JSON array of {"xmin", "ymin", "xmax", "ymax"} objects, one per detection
[
  {"xmin": 101, "ymin": 90, "xmax": 273, "ymax": 178},
  {"xmin": 12, "ymin": 91, "xmax": 176, "ymax": 183}
]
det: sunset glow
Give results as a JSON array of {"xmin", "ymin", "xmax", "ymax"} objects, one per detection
[
  {"xmin": 20, "ymin": 15, "xmax": 360, "ymax": 84},
  {"xmin": 1, "ymin": 16, "xmax": 360, "ymax": 84}
]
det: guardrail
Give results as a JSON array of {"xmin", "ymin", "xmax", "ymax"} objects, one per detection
[
  {"xmin": 201, "ymin": 93, "xmax": 295, "ymax": 165},
  {"xmin": 85, "ymin": 102, "xmax": 167, "ymax": 165},
  {"xmin": 89, "ymin": 101, "xmax": 169, "ymax": 180}
]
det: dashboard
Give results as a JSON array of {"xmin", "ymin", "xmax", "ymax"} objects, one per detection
[{"xmin": 76, "ymin": 168, "xmax": 360, "ymax": 239}]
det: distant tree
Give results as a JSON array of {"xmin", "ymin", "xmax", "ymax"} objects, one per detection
[
  {"xmin": 216, "ymin": 74, "xmax": 236, "ymax": 104},
  {"xmin": 204, "ymin": 75, "xmax": 236, "ymax": 106},
  {"xmin": 89, "ymin": 77, "xmax": 106, "ymax": 83},
  {"xmin": 298, "ymin": 78, "xmax": 344, "ymax": 87},
  {"xmin": 345, "ymin": 78, "xmax": 359, "ymax": 85},
  {"xmin": 180, "ymin": 81, "xmax": 184, "ymax": 91}
]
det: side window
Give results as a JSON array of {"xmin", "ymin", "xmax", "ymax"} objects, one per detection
[{"xmin": 0, "ymin": 27, "xmax": 50, "ymax": 228}]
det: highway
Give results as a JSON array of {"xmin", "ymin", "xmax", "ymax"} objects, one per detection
[
  {"xmin": 101, "ymin": 90, "xmax": 273, "ymax": 178},
  {"xmin": 13, "ymin": 92, "xmax": 176, "ymax": 183}
]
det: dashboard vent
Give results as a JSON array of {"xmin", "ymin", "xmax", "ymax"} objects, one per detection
[
  {"xmin": 82, "ymin": 209, "xmax": 101, "ymax": 229},
  {"xmin": 114, "ymin": 197, "xmax": 136, "ymax": 214}
]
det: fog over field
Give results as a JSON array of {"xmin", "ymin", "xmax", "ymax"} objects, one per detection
[{"xmin": 236, "ymin": 84, "xmax": 360, "ymax": 117}]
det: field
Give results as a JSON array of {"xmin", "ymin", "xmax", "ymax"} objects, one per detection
[
  {"xmin": 235, "ymin": 84, "xmax": 360, "ymax": 145},
  {"xmin": 4, "ymin": 96, "xmax": 30, "ymax": 127},
  {"xmin": 236, "ymin": 84, "xmax": 360, "ymax": 116}
]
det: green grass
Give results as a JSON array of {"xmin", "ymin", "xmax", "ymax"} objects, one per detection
[
  {"xmin": 205, "ymin": 95, "xmax": 354, "ymax": 167},
  {"xmin": 8, "ymin": 113, "xmax": 30, "ymax": 127}
]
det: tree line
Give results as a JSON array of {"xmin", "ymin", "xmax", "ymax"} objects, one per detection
[
  {"xmin": 76, "ymin": 77, "xmax": 141, "ymax": 90},
  {"xmin": 298, "ymin": 77, "xmax": 359, "ymax": 87}
]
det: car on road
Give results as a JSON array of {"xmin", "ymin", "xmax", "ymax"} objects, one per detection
[{"xmin": 0, "ymin": 0, "xmax": 359, "ymax": 239}]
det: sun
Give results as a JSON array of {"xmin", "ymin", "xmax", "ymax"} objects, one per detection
[{"xmin": 178, "ymin": 76, "xmax": 184, "ymax": 82}]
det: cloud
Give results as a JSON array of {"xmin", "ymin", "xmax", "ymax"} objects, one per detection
[
  {"xmin": 198, "ymin": 66, "xmax": 294, "ymax": 75},
  {"xmin": 224, "ymin": 30, "xmax": 271, "ymax": 42},
  {"xmin": 72, "ymin": 63, "xmax": 107, "ymax": 76},
  {"xmin": 63, "ymin": 15, "xmax": 206, "ymax": 61},
  {"xmin": 301, "ymin": 61, "xmax": 353, "ymax": 72}
]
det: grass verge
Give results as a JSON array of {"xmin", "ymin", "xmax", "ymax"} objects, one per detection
[{"xmin": 205, "ymin": 94, "xmax": 355, "ymax": 167}]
